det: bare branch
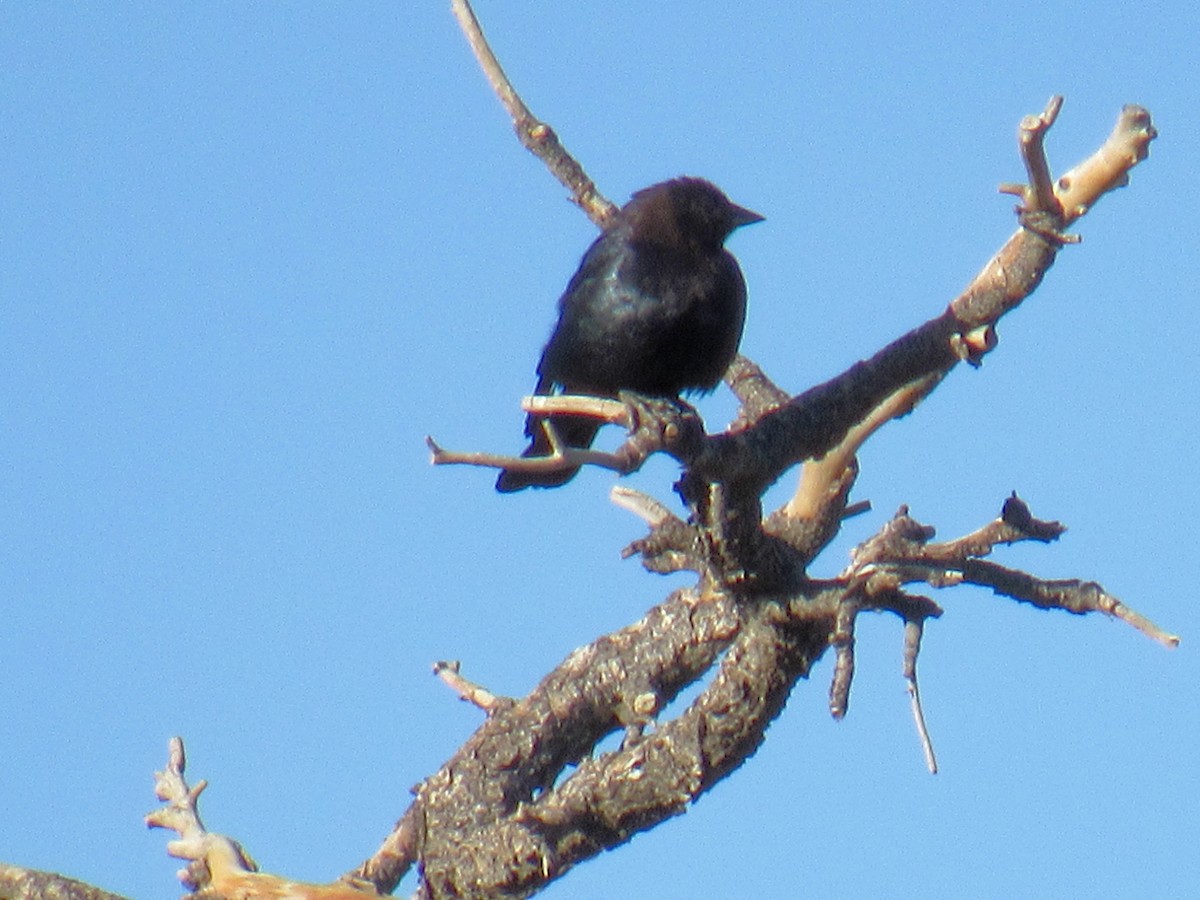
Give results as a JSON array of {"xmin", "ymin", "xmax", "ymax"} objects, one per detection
[
  {"xmin": 449, "ymin": 0, "xmax": 617, "ymax": 227},
  {"xmin": 902, "ymin": 617, "xmax": 938, "ymax": 774},
  {"xmin": 690, "ymin": 99, "xmax": 1154, "ymax": 495},
  {"xmin": 434, "ymin": 660, "xmax": 511, "ymax": 712},
  {"xmin": 828, "ymin": 597, "xmax": 858, "ymax": 719},
  {"xmin": 850, "ymin": 500, "xmax": 1178, "ymax": 649},
  {"xmin": 1057, "ymin": 104, "xmax": 1158, "ymax": 223},
  {"xmin": 962, "ymin": 560, "xmax": 1180, "ymax": 649},
  {"xmin": 146, "ymin": 738, "xmax": 382, "ymax": 900},
  {"xmin": 351, "ymin": 587, "xmax": 747, "ymax": 895},
  {"xmin": 145, "ymin": 736, "xmax": 257, "ymax": 894},
  {"xmin": 0, "ymin": 865, "xmax": 132, "ymax": 900},
  {"xmin": 429, "ymin": 392, "xmax": 707, "ymax": 485},
  {"xmin": 426, "ymin": 431, "xmax": 628, "ymax": 478},
  {"xmin": 523, "ymin": 394, "xmax": 630, "ymax": 421},
  {"xmin": 427, "ymin": 394, "xmax": 630, "ymax": 475},
  {"xmin": 1018, "ymin": 95, "xmax": 1067, "ymax": 224}
]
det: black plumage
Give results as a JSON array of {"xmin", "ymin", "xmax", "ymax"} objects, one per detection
[{"xmin": 496, "ymin": 177, "xmax": 762, "ymax": 492}]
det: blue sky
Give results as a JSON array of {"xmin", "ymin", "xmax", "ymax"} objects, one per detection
[{"xmin": 2, "ymin": 3, "xmax": 1197, "ymax": 898}]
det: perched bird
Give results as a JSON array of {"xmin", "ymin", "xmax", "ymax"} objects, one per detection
[{"xmin": 496, "ymin": 177, "xmax": 763, "ymax": 492}]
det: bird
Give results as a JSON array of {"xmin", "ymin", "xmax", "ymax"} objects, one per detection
[{"xmin": 496, "ymin": 177, "xmax": 763, "ymax": 492}]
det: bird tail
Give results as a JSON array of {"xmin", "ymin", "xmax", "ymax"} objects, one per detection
[{"xmin": 495, "ymin": 382, "xmax": 602, "ymax": 492}]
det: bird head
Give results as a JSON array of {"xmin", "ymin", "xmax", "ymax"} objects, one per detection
[{"xmin": 627, "ymin": 177, "xmax": 763, "ymax": 253}]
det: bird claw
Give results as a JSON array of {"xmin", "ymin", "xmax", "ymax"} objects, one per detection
[{"xmin": 616, "ymin": 393, "xmax": 706, "ymax": 461}]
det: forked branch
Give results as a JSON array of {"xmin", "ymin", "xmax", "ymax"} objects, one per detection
[{"xmin": 136, "ymin": 4, "xmax": 1171, "ymax": 899}]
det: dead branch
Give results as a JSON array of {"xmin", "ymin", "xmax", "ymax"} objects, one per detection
[
  {"xmin": 336, "ymin": 490, "xmax": 1171, "ymax": 898},
  {"xmin": 129, "ymin": 5, "xmax": 1170, "ymax": 899},
  {"xmin": 449, "ymin": 0, "xmax": 616, "ymax": 227},
  {"xmin": 685, "ymin": 101, "xmax": 1153, "ymax": 500},
  {"xmin": 961, "ymin": 560, "xmax": 1180, "ymax": 648},
  {"xmin": 428, "ymin": 393, "xmax": 706, "ymax": 483},
  {"xmin": 434, "ymin": 660, "xmax": 512, "ymax": 712},
  {"xmin": 146, "ymin": 737, "xmax": 381, "ymax": 900},
  {"xmin": 350, "ymin": 585, "xmax": 747, "ymax": 895},
  {"xmin": 903, "ymin": 616, "xmax": 939, "ymax": 774},
  {"xmin": 0, "ymin": 865, "xmax": 132, "ymax": 900},
  {"xmin": 846, "ymin": 499, "xmax": 1179, "ymax": 649}
]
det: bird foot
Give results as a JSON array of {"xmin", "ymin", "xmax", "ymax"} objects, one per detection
[{"xmin": 613, "ymin": 392, "xmax": 707, "ymax": 467}]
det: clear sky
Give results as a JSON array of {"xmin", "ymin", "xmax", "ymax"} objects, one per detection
[{"xmin": 2, "ymin": 3, "xmax": 1197, "ymax": 898}]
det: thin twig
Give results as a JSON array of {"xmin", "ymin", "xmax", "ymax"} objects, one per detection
[
  {"xmin": 1019, "ymin": 95, "xmax": 1065, "ymax": 217},
  {"xmin": 450, "ymin": 0, "xmax": 617, "ymax": 227},
  {"xmin": 434, "ymin": 660, "xmax": 509, "ymax": 712},
  {"xmin": 902, "ymin": 618, "xmax": 938, "ymax": 774},
  {"xmin": 610, "ymin": 485, "xmax": 678, "ymax": 528},
  {"xmin": 523, "ymin": 394, "xmax": 629, "ymax": 421},
  {"xmin": 426, "ymin": 434, "xmax": 628, "ymax": 477},
  {"xmin": 427, "ymin": 394, "xmax": 633, "ymax": 476},
  {"xmin": 962, "ymin": 559, "xmax": 1180, "ymax": 649}
]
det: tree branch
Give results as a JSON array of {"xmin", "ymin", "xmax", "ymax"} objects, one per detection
[
  {"xmin": 126, "ymin": 6, "xmax": 1170, "ymax": 900},
  {"xmin": 449, "ymin": 0, "xmax": 617, "ymax": 227},
  {"xmin": 0, "ymin": 865, "xmax": 132, "ymax": 900},
  {"xmin": 145, "ymin": 738, "xmax": 382, "ymax": 899}
]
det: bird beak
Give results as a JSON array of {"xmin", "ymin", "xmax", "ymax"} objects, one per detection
[{"xmin": 729, "ymin": 205, "xmax": 765, "ymax": 229}]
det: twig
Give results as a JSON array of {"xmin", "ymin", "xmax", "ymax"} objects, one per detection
[
  {"xmin": 450, "ymin": 0, "xmax": 617, "ymax": 227},
  {"xmin": 434, "ymin": 660, "xmax": 510, "ymax": 712},
  {"xmin": 902, "ymin": 617, "xmax": 938, "ymax": 774},
  {"xmin": 522, "ymin": 394, "xmax": 630, "ymax": 421},
  {"xmin": 146, "ymin": 738, "xmax": 382, "ymax": 899},
  {"xmin": 426, "ymin": 433, "xmax": 628, "ymax": 477},
  {"xmin": 962, "ymin": 560, "xmax": 1180, "ymax": 649},
  {"xmin": 145, "ymin": 737, "xmax": 256, "ymax": 893},
  {"xmin": 850, "ymin": 500, "xmax": 1178, "ymax": 649},
  {"xmin": 427, "ymin": 394, "xmax": 633, "ymax": 477},
  {"xmin": 610, "ymin": 485, "xmax": 678, "ymax": 528},
  {"xmin": 1019, "ymin": 95, "xmax": 1065, "ymax": 219},
  {"xmin": 828, "ymin": 598, "xmax": 858, "ymax": 719}
]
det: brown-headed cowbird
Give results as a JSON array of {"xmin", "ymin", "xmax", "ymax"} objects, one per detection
[{"xmin": 496, "ymin": 177, "xmax": 763, "ymax": 492}]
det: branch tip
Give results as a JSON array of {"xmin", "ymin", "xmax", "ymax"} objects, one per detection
[
  {"xmin": 450, "ymin": 0, "xmax": 616, "ymax": 226},
  {"xmin": 903, "ymin": 618, "xmax": 939, "ymax": 774},
  {"xmin": 434, "ymin": 660, "xmax": 509, "ymax": 711},
  {"xmin": 610, "ymin": 485, "xmax": 675, "ymax": 527}
]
